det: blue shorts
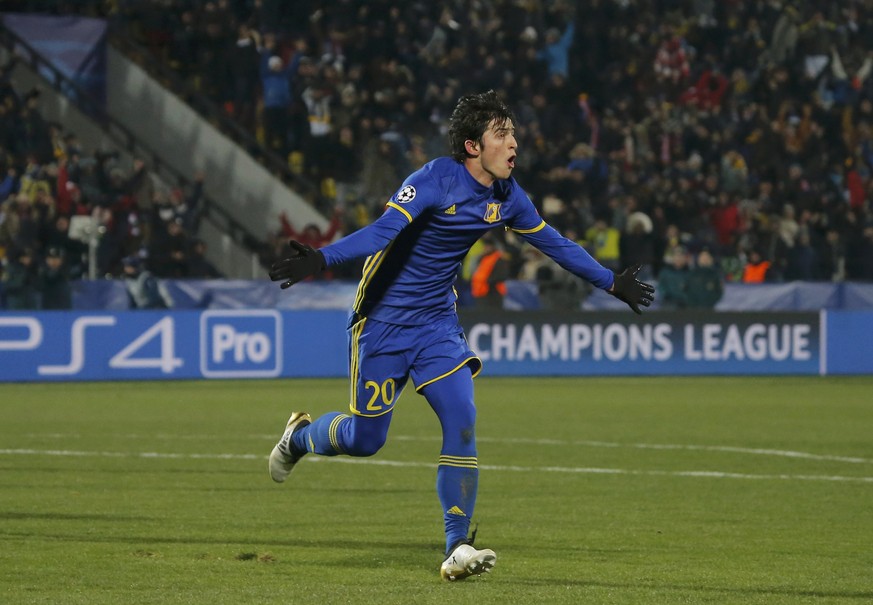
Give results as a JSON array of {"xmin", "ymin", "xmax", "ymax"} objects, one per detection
[{"xmin": 347, "ymin": 316, "xmax": 482, "ymax": 417}]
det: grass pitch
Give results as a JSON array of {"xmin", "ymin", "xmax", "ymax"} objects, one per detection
[{"xmin": 1, "ymin": 376, "xmax": 872, "ymax": 605}]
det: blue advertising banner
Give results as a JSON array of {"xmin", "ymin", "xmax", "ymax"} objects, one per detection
[
  {"xmin": 824, "ymin": 311, "xmax": 873, "ymax": 375},
  {"xmin": 2, "ymin": 309, "xmax": 869, "ymax": 382},
  {"xmin": 0, "ymin": 310, "xmax": 348, "ymax": 382},
  {"xmin": 458, "ymin": 311, "xmax": 822, "ymax": 376}
]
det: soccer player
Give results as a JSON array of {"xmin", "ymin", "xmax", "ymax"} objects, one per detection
[{"xmin": 267, "ymin": 90, "xmax": 655, "ymax": 580}]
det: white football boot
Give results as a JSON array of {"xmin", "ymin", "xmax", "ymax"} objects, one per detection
[
  {"xmin": 440, "ymin": 543, "xmax": 497, "ymax": 581},
  {"xmin": 268, "ymin": 412, "xmax": 312, "ymax": 483}
]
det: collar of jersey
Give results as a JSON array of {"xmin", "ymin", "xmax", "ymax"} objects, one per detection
[{"xmin": 459, "ymin": 163, "xmax": 494, "ymax": 196}]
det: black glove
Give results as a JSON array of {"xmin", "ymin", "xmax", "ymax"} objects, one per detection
[
  {"xmin": 269, "ymin": 240, "xmax": 326, "ymax": 289},
  {"xmin": 608, "ymin": 264, "xmax": 655, "ymax": 314}
]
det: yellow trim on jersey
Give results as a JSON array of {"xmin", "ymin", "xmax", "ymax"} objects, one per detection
[
  {"xmin": 348, "ymin": 317, "xmax": 367, "ymax": 411},
  {"xmin": 361, "ymin": 251, "xmax": 381, "ymax": 275},
  {"xmin": 415, "ymin": 356, "xmax": 482, "ymax": 392},
  {"xmin": 511, "ymin": 219, "xmax": 546, "ymax": 234},
  {"xmin": 386, "ymin": 201, "xmax": 413, "ymax": 222},
  {"xmin": 352, "ymin": 250, "xmax": 383, "ymax": 312},
  {"xmin": 352, "ymin": 237, "xmax": 398, "ymax": 314}
]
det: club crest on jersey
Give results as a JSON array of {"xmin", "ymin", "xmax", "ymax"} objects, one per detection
[
  {"xmin": 395, "ymin": 185, "xmax": 416, "ymax": 203},
  {"xmin": 484, "ymin": 202, "xmax": 502, "ymax": 224}
]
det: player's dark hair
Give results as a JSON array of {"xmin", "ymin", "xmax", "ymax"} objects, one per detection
[{"xmin": 448, "ymin": 90, "xmax": 516, "ymax": 163}]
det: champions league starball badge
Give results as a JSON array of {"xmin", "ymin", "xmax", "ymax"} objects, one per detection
[{"xmin": 395, "ymin": 185, "xmax": 416, "ymax": 203}]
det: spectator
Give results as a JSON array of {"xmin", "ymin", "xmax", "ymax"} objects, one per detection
[
  {"xmin": 360, "ymin": 137, "xmax": 402, "ymax": 216},
  {"xmin": 656, "ymin": 245, "xmax": 691, "ymax": 309},
  {"xmin": 278, "ymin": 207, "xmax": 342, "ymax": 249},
  {"xmin": 121, "ymin": 255, "xmax": 169, "ymax": 309},
  {"xmin": 583, "ymin": 217, "xmax": 622, "ymax": 271},
  {"xmin": 259, "ymin": 35, "xmax": 302, "ymax": 155},
  {"xmin": 0, "ymin": 167, "xmax": 18, "ymax": 200},
  {"xmin": 3, "ymin": 246, "xmax": 41, "ymax": 309},
  {"xmin": 785, "ymin": 231, "xmax": 821, "ymax": 280},
  {"xmin": 620, "ymin": 211, "xmax": 656, "ymax": 281},
  {"xmin": 167, "ymin": 172, "xmax": 204, "ymax": 235},
  {"xmin": 653, "ymin": 33, "xmax": 691, "ymax": 98},
  {"xmin": 43, "ymin": 215, "xmax": 88, "ymax": 280},
  {"xmin": 18, "ymin": 88, "xmax": 54, "ymax": 164},
  {"xmin": 226, "ymin": 23, "xmax": 261, "ymax": 130},
  {"xmin": 679, "ymin": 67, "xmax": 729, "ymax": 110},
  {"xmin": 687, "ymin": 248, "xmax": 724, "ymax": 309},
  {"xmin": 148, "ymin": 218, "xmax": 189, "ymax": 278},
  {"xmin": 847, "ymin": 222, "xmax": 873, "ymax": 280},
  {"xmin": 186, "ymin": 238, "xmax": 223, "ymax": 279},
  {"xmin": 470, "ymin": 236, "xmax": 509, "ymax": 309},
  {"xmin": 300, "ymin": 78, "xmax": 336, "ymax": 181},
  {"xmin": 742, "ymin": 249, "xmax": 773, "ymax": 283},
  {"xmin": 819, "ymin": 227, "xmax": 846, "ymax": 282},
  {"xmin": 41, "ymin": 246, "xmax": 72, "ymax": 309},
  {"xmin": 537, "ymin": 21, "xmax": 575, "ymax": 80},
  {"xmin": 0, "ymin": 196, "xmax": 24, "ymax": 253}
]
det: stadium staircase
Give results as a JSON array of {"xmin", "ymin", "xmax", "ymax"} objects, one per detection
[{"xmin": 0, "ymin": 17, "xmax": 327, "ymax": 279}]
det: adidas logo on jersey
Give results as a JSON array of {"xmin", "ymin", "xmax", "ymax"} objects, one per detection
[{"xmin": 445, "ymin": 204, "xmax": 456, "ymax": 215}]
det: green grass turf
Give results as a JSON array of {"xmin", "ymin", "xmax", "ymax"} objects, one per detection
[{"xmin": 1, "ymin": 376, "xmax": 872, "ymax": 605}]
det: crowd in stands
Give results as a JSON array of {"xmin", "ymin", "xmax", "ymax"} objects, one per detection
[
  {"xmin": 114, "ymin": 1, "xmax": 873, "ymax": 292},
  {"xmin": 3, "ymin": 0, "xmax": 873, "ymax": 310},
  {"xmin": 0, "ymin": 56, "xmax": 221, "ymax": 309}
]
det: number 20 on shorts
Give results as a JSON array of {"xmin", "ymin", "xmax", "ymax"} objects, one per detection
[{"xmin": 360, "ymin": 378, "xmax": 397, "ymax": 414}]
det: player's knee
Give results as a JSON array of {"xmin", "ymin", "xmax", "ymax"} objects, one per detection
[
  {"xmin": 455, "ymin": 403, "xmax": 477, "ymax": 438},
  {"xmin": 344, "ymin": 414, "xmax": 390, "ymax": 457},
  {"xmin": 345, "ymin": 434, "xmax": 386, "ymax": 457},
  {"xmin": 443, "ymin": 404, "xmax": 476, "ymax": 453},
  {"xmin": 459, "ymin": 424, "xmax": 476, "ymax": 446}
]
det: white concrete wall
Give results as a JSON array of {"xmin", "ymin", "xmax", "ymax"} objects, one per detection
[{"xmin": 106, "ymin": 48, "xmax": 326, "ymax": 239}]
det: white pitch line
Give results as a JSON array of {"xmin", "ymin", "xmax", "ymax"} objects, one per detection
[
  {"xmin": 1, "ymin": 448, "xmax": 872, "ymax": 484},
  {"xmin": 393, "ymin": 435, "xmax": 873, "ymax": 465},
  {"xmin": 24, "ymin": 433, "xmax": 873, "ymax": 465}
]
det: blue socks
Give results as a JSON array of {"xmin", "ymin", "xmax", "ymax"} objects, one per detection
[
  {"xmin": 292, "ymin": 410, "xmax": 392, "ymax": 457},
  {"xmin": 421, "ymin": 367, "xmax": 478, "ymax": 553},
  {"xmin": 437, "ymin": 458, "xmax": 478, "ymax": 552},
  {"xmin": 292, "ymin": 411, "xmax": 350, "ymax": 456}
]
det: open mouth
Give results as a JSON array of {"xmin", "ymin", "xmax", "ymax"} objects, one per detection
[{"xmin": 508, "ymin": 155, "xmax": 516, "ymax": 168}]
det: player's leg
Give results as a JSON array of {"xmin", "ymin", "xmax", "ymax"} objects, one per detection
[
  {"xmin": 412, "ymin": 316, "xmax": 495, "ymax": 579},
  {"xmin": 421, "ymin": 367, "xmax": 496, "ymax": 580},
  {"xmin": 420, "ymin": 366, "xmax": 479, "ymax": 552},
  {"xmin": 291, "ymin": 409, "xmax": 392, "ymax": 457},
  {"xmin": 269, "ymin": 317, "xmax": 408, "ymax": 481}
]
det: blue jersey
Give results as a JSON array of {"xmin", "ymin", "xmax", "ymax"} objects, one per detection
[{"xmin": 320, "ymin": 157, "xmax": 614, "ymax": 326}]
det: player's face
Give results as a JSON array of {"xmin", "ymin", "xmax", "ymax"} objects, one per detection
[{"xmin": 468, "ymin": 119, "xmax": 517, "ymax": 185}]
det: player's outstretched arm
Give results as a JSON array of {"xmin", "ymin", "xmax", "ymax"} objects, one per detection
[
  {"xmin": 608, "ymin": 264, "xmax": 655, "ymax": 314},
  {"xmin": 269, "ymin": 240, "xmax": 326, "ymax": 289}
]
